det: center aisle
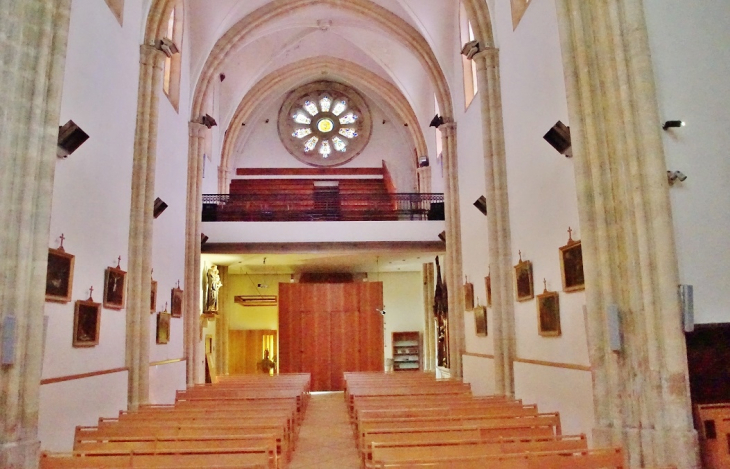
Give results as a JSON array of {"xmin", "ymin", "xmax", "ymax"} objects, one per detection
[{"xmin": 289, "ymin": 391, "xmax": 361, "ymax": 469}]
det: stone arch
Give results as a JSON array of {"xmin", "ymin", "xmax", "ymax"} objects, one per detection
[
  {"xmin": 218, "ymin": 57, "xmax": 428, "ymax": 192},
  {"xmin": 461, "ymin": 0, "xmax": 496, "ymax": 47}
]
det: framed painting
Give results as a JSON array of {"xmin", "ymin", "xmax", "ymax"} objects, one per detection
[
  {"xmin": 103, "ymin": 266, "xmax": 126, "ymax": 310},
  {"xmin": 46, "ymin": 248, "xmax": 75, "ymax": 303},
  {"xmin": 73, "ymin": 298, "xmax": 101, "ymax": 347},
  {"xmin": 514, "ymin": 258, "xmax": 534, "ymax": 302},
  {"xmin": 156, "ymin": 311, "xmax": 171, "ymax": 344},
  {"xmin": 474, "ymin": 305, "xmax": 487, "ymax": 336},
  {"xmin": 485, "ymin": 275, "xmax": 492, "ymax": 307},
  {"xmin": 150, "ymin": 280, "xmax": 158, "ymax": 313},
  {"xmin": 560, "ymin": 240, "xmax": 585, "ymax": 292},
  {"xmin": 171, "ymin": 287, "xmax": 183, "ymax": 318},
  {"xmin": 537, "ymin": 290, "xmax": 561, "ymax": 336},
  {"xmin": 464, "ymin": 281, "xmax": 474, "ymax": 311}
]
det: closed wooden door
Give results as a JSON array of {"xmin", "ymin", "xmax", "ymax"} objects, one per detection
[{"xmin": 228, "ymin": 330, "xmax": 277, "ymax": 375}]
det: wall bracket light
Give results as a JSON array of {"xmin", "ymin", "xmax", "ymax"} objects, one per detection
[
  {"xmin": 662, "ymin": 120, "xmax": 685, "ymax": 130},
  {"xmin": 429, "ymin": 115, "xmax": 444, "ymax": 128}
]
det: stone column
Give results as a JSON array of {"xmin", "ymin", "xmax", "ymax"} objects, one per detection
[
  {"xmin": 125, "ymin": 44, "xmax": 165, "ymax": 411},
  {"xmin": 440, "ymin": 123, "xmax": 465, "ymax": 377},
  {"xmin": 473, "ymin": 48, "xmax": 516, "ymax": 397},
  {"xmin": 0, "ymin": 2, "xmax": 72, "ymax": 467},
  {"xmin": 422, "ymin": 263, "xmax": 436, "ymax": 371},
  {"xmin": 555, "ymin": 1, "xmax": 699, "ymax": 467},
  {"xmin": 217, "ymin": 165, "xmax": 230, "ymax": 195},
  {"xmin": 215, "ymin": 266, "xmax": 229, "ymax": 376},
  {"xmin": 184, "ymin": 122, "xmax": 206, "ymax": 386}
]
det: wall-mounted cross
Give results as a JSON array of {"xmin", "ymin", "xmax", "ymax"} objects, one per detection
[
  {"xmin": 518, "ymin": 250, "xmax": 523, "ymax": 262},
  {"xmin": 89, "ymin": 286, "xmax": 94, "ymax": 300},
  {"xmin": 117, "ymin": 256, "xmax": 121, "ymax": 268},
  {"xmin": 59, "ymin": 233, "xmax": 66, "ymax": 250},
  {"xmin": 567, "ymin": 226, "xmax": 573, "ymax": 242},
  {"xmin": 543, "ymin": 278, "xmax": 547, "ymax": 292}
]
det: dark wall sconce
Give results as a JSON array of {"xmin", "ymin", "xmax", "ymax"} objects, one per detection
[
  {"xmin": 662, "ymin": 120, "xmax": 685, "ymax": 130},
  {"xmin": 667, "ymin": 170, "xmax": 687, "ymax": 185},
  {"xmin": 200, "ymin": 114, "xmax": 217, "ymax": 129},
  {"xmin": 153, "ymin": 197, "xmax": 168, "ymax": 218},
  {"xmin": 543, "ymin": 120, "xmax": 572, "ymax": 157},
  {"xmin": 429, "ymin": 115, "xmax": 444, "ymax": 128},
  {"xmin": 473, "ymin": 196, "xmax": 487, "ymax": 216},
  {"xmin": 57, "ymin": 120, "xmax": 89, "ymax": 158}
]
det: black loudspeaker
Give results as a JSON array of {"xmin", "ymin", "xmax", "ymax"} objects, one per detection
[
  {"xmin": 418, "ymin": 155, "xmax": 429, "ymax": 168},
  {"xmin": 429, "ymin": 114, "xmax": 444, "ymax": 128},
  {"xmin": 201, "ymin": 233, "xmax": 209, "ymax": 245},
  {"xmin": 437, "ymin": 231, "xmax": 446, "ymax": 242},
  {"xmin": 57, "ymin": 120, "xmax": 89, "ymax": 158},
  {"xmin": 543, "ymin": 120, "xmax": 572, "ymax": 157},
  {"xmin": 473, "ymin": 196, "xmax": 487, "ymax": 215},
  {"xmin": 153, "ymin": 198, "xmax": 168, "ymax": 218}
]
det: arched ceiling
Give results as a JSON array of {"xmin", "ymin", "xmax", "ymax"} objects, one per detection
[{"xmin": 184, "ymin": 0, "xmax": 458, "ymax": 134}]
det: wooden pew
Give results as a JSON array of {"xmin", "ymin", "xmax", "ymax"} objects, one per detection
[
  {"xmin": 40, "ymin": 448, "xmax": 273, "ymax": 468},
  {"xmin": 367, "ymin": 434, "xmax": 588, "ymax": 469},
  {"xmin": 371, "ymin": 446, "xmax": 625, "ymax": 469}
]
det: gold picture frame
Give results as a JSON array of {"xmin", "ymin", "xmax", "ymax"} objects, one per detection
[
  {"xmin": 474, "ymin": 305, "xmax": 487, "ymax": 336},
  {"xmin": 171, "ymin": 287, "xmax": 183, "ymax": 318},
  {"xmin": 514, "ymin": 254, "xmax": 534, "ymax": 302},
  {"xmin": 150, "ymin": 280, "xmax": 158, "ymax": 313},
  {"xmin": 73, "ymin": 298, "xmax": 101, "ymax": 347},
  {"xmin": 103, "ymin": 266, "xmax": 126, "ymax": 310},
  {"xmin": 485, "ymin": 275, "xmax": 492, "ymax": 307},
  {"xmin": 46, "ymin": 248, "xmax": 75, "ymax": 303},
  {"xmin": 156, "ymin": 311, "xmax": 171, "ymax": 344},
  {"xmin": 463, "ymin": 282, "xmax": 474, "ymax": 311},
  {"xmin": 560, "ymin": 238, "xmax": 585, "ymax": 292},
  {"xmin": 537, "ymin": 289, "xmax": 561, "ymax": 337}
]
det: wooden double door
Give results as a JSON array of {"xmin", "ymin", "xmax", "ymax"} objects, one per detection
[{"xmin": 279, "ymin": 282, "xmax": 384, "ymax": 391}]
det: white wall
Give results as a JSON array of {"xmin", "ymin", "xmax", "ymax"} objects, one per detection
[
  {"xmin": 41, "ymin": 0, "xmax": 191, "ymax": 451},
  {"xmin": 458, "ymin": 0, "xmax": 594, "ymax": 438},
  {"xmin": 377, "ymin": 271, "xmax": 427, "ymax": 366},
  {"xmin": 644, "ymin": 0, "xmax": 730, "ymax": 324}
]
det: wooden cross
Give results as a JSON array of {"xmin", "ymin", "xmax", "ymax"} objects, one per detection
[
  {"xmin": 518, "ymin": 250, "xmax": 523, "ymax": 262},
  {"xmin": 543, "ymin": 278, "xmax": 548, "ymax": 292},
  {"xmin": 117, "ymin": 256, "xmax": 121, "ymax": 268},
  {"xmin": 59, "ymin": 233, "xmax": 66, "ymax": 251},
  {"xmin": 176, "ymin": 280, "xmax": 180, "ymax": 289},
  {"xmin": 88, "ymin": 286, "xmax": 94, "ymax": 300},
  {"xmin": 567, "ymin": 226, "xmax": 573, "ymax": 242},
  {"xmin": 164, "ymin": 302, "xmax": 168, "ymax": 312}
]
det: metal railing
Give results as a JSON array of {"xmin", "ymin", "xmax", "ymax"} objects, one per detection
[{"xmin": 202, "ymin": 193, "xmax": 445, "ymax": 222}]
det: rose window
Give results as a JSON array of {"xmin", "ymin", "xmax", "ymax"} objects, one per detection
[{"xmin": 278, "ymin": 81, "xmax": 372, "ymax": 167}]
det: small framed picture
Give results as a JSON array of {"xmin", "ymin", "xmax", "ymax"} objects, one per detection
[
  {"xmin": 485, "ymin": 275, "xmax": 492, "ymax": 307},
  {"xmin": 46, "ymin": 248, "xmax": 75, "ymax": 303},
  {"xmin": 73, "ymin": 298, "xmax": 101, "ymax": 347},
  {"xmin": 560, "ymin": 240, "xmax": 585, "ymax": 292},
  {"xmin": 103, "ymin": 266, "xmax": 126, "ymax": 310},
  {"xmin": 463, "ymin": 282, "xmax": 474, "ymax": 311},
  {"xmin": 171, "ymin": 287, "xmax": 183, "ymax": 318},
  {"xmin": 514, "ymin": 258, "xmax": 534, "ymax": 302},
  {"xmin": 156, "ymin": 311, "xmax": 171, "ymax": 344},
  {"xmin": 537, "ymin": 290, "xmax": 561, "ymax": 336},
  {"xmin": 150, "ymin": 280, "xmax": 158, "ymax": 313},
  {"xmin": 474, "ymin": 306, "xmax": 487, "ymax": 336}
]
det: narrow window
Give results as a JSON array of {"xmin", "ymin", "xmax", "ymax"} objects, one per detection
[
  {"xmin": 162, "ymin": 2, "xmax": 183, "ymax": 112},
  {"xmin": 104, "ymin": 0, "xmax": 124, "ymax": 25},
  {"xmin": 459, "ymin": 3, "xmax": 478, "ymax": 108}
]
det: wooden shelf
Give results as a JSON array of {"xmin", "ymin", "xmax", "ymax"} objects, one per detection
[{"xmin": 392, "ymin": 331, "xmax": 421, "ymax": 371}]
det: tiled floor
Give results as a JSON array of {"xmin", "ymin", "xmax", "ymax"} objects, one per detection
[{"xmin": 288, "ymin": 391, "xmax": 361, "ymax": 469}]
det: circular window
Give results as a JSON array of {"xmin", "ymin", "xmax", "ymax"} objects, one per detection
[{"xmin": 278, "ymin": 81, "xmax": 372, "ymax": 167}]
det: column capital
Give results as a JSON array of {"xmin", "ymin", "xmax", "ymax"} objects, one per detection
[
  {"xmin": 140, "ymin": 43, "xmax": 165, "ymax": 68},
  {"xmin": 473, "ymin": 47, "xmax": 500, "ymax": 70},
  {"xmin": 188, "ymin": 121, "xmax": 207, "ymax": 137}
]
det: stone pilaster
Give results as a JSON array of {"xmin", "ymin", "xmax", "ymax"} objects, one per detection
[
  {"xmin": 125, "ymin": 44, "xmax": 165, "ymax": 411},
  {"xmin": 422, "ymin": 263, "xmax": 436, "ymax": 371},
  {"xmin": 555, "ymin": 1, "xmax": 699, "ymax": 467},
  {"xmin": 473, "ymin": 48, "xmax": 516, "ymax": 398},
  {"xmin": 184, "ymin": 122, "xmax": 207, "ymax": 386},
  {"xmin": 215, "ymin": 266, "xmax": 229, "ymax": 376},
  {"xmin": 0, "ymin": 2, "xmax": 72, "ymax": 468},
  {"xmin": 440, "ymin": 123, "xmax": 465, "ymax": 377}
]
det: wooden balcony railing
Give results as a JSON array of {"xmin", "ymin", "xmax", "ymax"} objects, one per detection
[{"xmin": 202, "ymin": 193, "xmax": 445, "ymax": 222}]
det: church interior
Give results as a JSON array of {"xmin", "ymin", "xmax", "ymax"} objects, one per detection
[{"xmin": 2, "ymin": 0, "xmax": 729, "ymax": 468}]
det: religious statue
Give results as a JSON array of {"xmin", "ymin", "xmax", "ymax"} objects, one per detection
[{"xmin": 205, "ymin": 265, "xmax": 222, "ymax": 312}]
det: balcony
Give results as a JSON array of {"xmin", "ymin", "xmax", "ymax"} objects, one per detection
[{"xmin": 202, "ymin": 192, "xmax": 445, "ymax": 222}]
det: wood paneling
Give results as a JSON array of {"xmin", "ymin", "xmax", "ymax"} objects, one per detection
[
  {"xmin": 228, "ymin": 330, "xmax": 277, "ymax": 375},
  {"xmin": 278, "ymin": 283, "xmax": 384, "ymax": 391}
]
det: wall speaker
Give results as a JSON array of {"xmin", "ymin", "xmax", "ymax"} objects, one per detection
[
  {"xmin": 438, "ymin": 231, "xmax": 446, "ymax": 242},
  {"xmin": 1, "ymin": 315, "xmax": 16, "ymax": 365},
  {"xmin": 679, "ymin": 284, "xmax": 694, "ymax": 333},
  {"xmin": 543, "ymin": 120, "xmax": 572, "ymax": 157},
  {"xmin": 200, "ymin": 114, "xmax": 217, "ymax": 129},
  {"xmin": 57, "ymin": 120, "xmax": 89, "ymax": 158},
  {"xmin": 153, "ymin": 197, "xmax": 168, "ymax": 218},
  {"xmin": 201, "ymin": 233, "xmax": 209, "ymax": 245},
  {"xmin": 473, "ymin": 196, "xmax": 487, "ymax": 215},
  {"xmin": 418, "ymin": 156, "xmax": 429, "ymax": 168},
  {"xmin": 607, "ymin": 304, "xmax": 622, "ymax": 352}
]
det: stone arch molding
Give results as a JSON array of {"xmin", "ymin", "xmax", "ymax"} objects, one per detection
[{"xmin": 220, "ymin": 56, "xmax": 428, "ymax": 190}]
